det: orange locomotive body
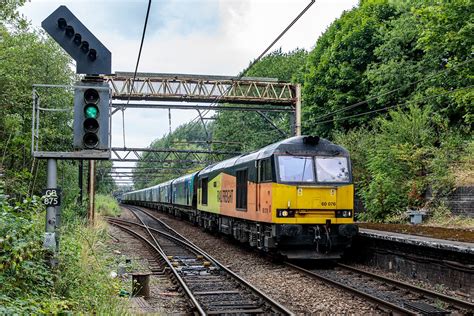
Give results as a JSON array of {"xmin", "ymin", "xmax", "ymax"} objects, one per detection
[{"xmin": 123, "ymin": 136, "xmax": 358, "ymax": 259}]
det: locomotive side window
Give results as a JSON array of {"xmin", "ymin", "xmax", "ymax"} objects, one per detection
[
  {"xmin": 278, "ymin": 156, "xmax": 315, "ymax": 183},
  {"xmin": 201, "ymin": 177, "xmax": 208, "ymax": 205},
  {"xmin": 259, "ymin": 159, "xmax": 273, "ymax": 182},
  {"xmin": 315, "ymin": 157, "xmax": 350, "ymax": 183},
  {"xmin": 236, "ymin": 169, "xmax": 248, "ymax": 209}
]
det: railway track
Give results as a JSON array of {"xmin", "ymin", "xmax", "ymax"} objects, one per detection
[
  {"xmin": 107, "ymin": 205, "xmax": 293, "ymax": 315},
  {"xmin": 286, "ymin": 262, "xmax": 474, "ymax": 315}
]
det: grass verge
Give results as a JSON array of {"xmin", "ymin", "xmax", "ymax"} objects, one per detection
[{"xmin": 0, "ymin": 197, "xmax": 127, "ymax": 314}]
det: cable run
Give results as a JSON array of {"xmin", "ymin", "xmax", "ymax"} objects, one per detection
[
  {"xmin": 312, "ymin": 57, "xmax": 474, "ymax": 122},
  {"xmin": 128, "ymin": 0, "xmax": 152, "ymax": 107},
  {"xmin": 314, "ymin": 85, "xmax": 473, "ymax": 125},
  {"xmin": 247, "ymin": 0, "xmax": 315, "ymax": 72}
]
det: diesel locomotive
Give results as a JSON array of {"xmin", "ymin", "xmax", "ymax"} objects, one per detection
[{"xmin": 122, "ymin": 136, "xmax": 358, "ymax": 259}]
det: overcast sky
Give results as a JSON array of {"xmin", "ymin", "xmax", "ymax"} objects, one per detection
[{"xmin": 20, "ymin": 0, "xmax": 358, "ymax": 182}]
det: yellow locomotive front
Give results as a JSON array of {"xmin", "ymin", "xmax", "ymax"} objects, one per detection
[
  {"xmin": 272, "ymin": 155, "xmax": 354, "ymax": 225},
  {"xmin": 264, "ymin": 136, "xmax": 358, "ymax": 258}
]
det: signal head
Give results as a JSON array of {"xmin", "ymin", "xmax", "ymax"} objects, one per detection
[
  {"xmin": 73, "ymin": 33, "xmax": 82, "ymax": 45},
  {"xmin": 83, "ymin": 132, "xmax": 99, "ymax": 149},
  {"xmin": 42, "ymin": 5, "xmax": 112, "ymax": 74},
  {"xmin": 73, "ymin": 82, "xmax": 110, "ymax": 150},
  {"xmin": 84, "ymin": 88, "xmax": 99, "ymax": 104},
  {"xmin": 88, "ymin": 49, "xmax": 97, "ymax": 61},
  {"xmin": 65, "ymin": 25, "xmax": 74, "ymax": 37},
  {"xmin": 84, "ymin": 104, "xmax": 99, "ymax": 119},
  {"xmin": 57, "ymin": 18, "xmax": 67, "ymax": 30},
  {"xmin": 80, "ymin": 41, "xmax": 89, "ymax": 53},
  {"xmin": 83, "ymin": 117, "xmax": 99, "ymax": 133}
]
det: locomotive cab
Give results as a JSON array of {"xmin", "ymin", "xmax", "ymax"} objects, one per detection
[{"xmin": 268, "ymin": 136, "xmax": 358, "ymax": 258}]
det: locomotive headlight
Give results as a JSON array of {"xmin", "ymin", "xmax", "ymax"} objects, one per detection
[
  {"xmin": 277, "ymin": 209, "xmax": 295, "ymax": 218},
  {"xmin": 336, "ymin": 210, "xmax": 352, "ymax": 218}
]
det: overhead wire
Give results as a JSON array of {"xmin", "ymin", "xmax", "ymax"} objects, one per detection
[
  {"xmin": 312, "ymin": 57, "xmax": 473, "ymax": 123},
  {"xmin": 184, "ymin": 0, "xmax": 316, "ymax": 141},
  {"xmin": 121, "ymin": 0, "xmax": 153, "ymax": 148},
  {"xmin": 127, "ymin": 0, "xmax": 315, "ymax": 185}
]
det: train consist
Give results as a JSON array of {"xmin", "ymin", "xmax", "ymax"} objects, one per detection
[{"xmin": 122, "ymin": 136, "xmax": 358, "ymax": 259}]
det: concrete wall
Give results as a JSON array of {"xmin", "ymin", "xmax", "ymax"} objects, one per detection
[{"xmin": 444, "ymin": 186, "xmax": 474, "ymax": 218}]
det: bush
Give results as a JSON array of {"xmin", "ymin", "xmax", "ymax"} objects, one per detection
[
  {"xmin": 0, "ymin": 198, "xmax": 126, "ymax": 314},
  {"xmin": 334, "ymin": 105, "xmax": 469, "ymax": 222},
  {"xmin": 0, "ymin": 197, "xmax": 62, "ymax": 313},
  {"xmin": 95, "ymin": 194, "xmax": 121, "ymax": 216},
  {"xmin": 54, "ymin": 217, "xmax": 125, "ymax": 313}
]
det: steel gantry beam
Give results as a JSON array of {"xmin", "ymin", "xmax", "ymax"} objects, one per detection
[
  {"xmin": 108, "ymin": 172, "xmax": 187, "ymax": 176},
  {"xmin": 110, "ymin": 147, "xmax": 241, "ymax": 164},
  {"xmin": 106, "ymin": 72, "xmax": 297, "ymax": 106},
  {"xmin": 108, "ymin": 166, "xmax": 195, "ymax": 171},
  {"xmin": 111, "ymin": 102, "xmax": 295, "ymax": 112}
]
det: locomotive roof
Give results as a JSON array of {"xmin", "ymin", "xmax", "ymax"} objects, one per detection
[
  {"xmin": 199, "ymin": 136, "xmax": 348, "ymax": 176},
  {"xmin": 124, "ymin": 136, "xmax": 349, "ymax": 195}
]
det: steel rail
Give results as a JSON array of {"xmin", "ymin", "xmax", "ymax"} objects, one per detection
[
  {"xmin": 106, "ymin": 220, "xmax": 206, "ymax": 315},
  {"xmin": 108, "ymin": 216, "xmax": 294, "ymax": 315},
  {"xmin": 285, "ymin": 262, "xmax": 417, "ymax": 315},
  {"xmin": 112, "ymin": 206, "xmax": 294, "ymax": 315},
  {"xmin": 110, "ymin": 215, "xmax": 294, "ymax": 315},
  {"xmin": 337, "ymin": 263, "xmax": 474, "ymax": 312}
]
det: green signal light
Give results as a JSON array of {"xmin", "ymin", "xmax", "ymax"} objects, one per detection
[{"xmin": 84, "ymin": 104, "xmax": 99, "ymax": 119}]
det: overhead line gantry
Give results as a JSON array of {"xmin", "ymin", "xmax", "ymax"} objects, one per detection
[{"xmin": 103, "ymin": 72, "xmax": 301, "ymax": 185}]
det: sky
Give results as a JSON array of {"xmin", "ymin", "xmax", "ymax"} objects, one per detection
[{"xmin": 20, "ymin": 0, "xmax": 358, "ymax": 184}]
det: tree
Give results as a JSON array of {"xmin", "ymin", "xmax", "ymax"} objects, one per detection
[
  {"xmin": 0, "ymin": 17, "xmax": 75, "ymax": 198},
  {"xmin": 134, "ymin": 122, "xmax": 210, "ymax": 189},
  {"xmin": 302, "ymin": 0, "xmax": 398, "ymax": 136},
  {"xmin": 302, "ymin": 0, "xmax": 473, "ymax": 137}
]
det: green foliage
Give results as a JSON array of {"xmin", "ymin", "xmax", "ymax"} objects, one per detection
[
  {"xmin": 303, "ymin": 0, "xmax": 398, "ymax": 136},
  {"xmin": 361, "ymin": 106, "xmax": 436, "ymax": 220},
  {"xmin": 0, "ymin": 197, "xmax": 61, "ymax": 314},
  {"xmin": 0, "ymin": 18, "xmax": 76, "ymax": 200},
  {"xmin": 338, "ymin": 105, "xmax": 468, "ymax": 222},
  {"xmin": 95, "ymin": 194, "xmax": 121, "ymax": 216},
  {"xmin": 302, "ymin": 0, "xmax": 473, "ymax": 136},
  {"xmin": 302, "ymin": 0, "xmax": 472, "ymax": 222},
  {"xmin": 333, "ymin": 127, "xmax": 373, "ymax": 190},
  {"xmin": 135, "ymin": 121, "xmax": 210, "ymax": 189},
  {"xmin": 0, "ymin": 198, "xmax": 126, "ymax": 313},
  {"xmin": 0, "ymin": 0, "xmax": 28, "ymax": 29},
  {"xmin": 54, "ymin": 218, "xmax": 125, "ymax": 313}
]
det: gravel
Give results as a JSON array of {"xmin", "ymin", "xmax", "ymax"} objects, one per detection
[
  {"xmin": 107, "ymin": 220, "xmax": 189, "ymax": 314},
  {"xmin": 134, "ymin": 207, "xmax": 379, "ymax": 314},
  {"xmin": 109, "ymin": 206, "xmax": 472, "ymax": 314}
]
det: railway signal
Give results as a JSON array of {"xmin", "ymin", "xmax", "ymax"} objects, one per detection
[
  {"xmin": 41, "ymin": 5, "xmax": 111, "ymax": 75},
  {"xmin": 73, "ymin": 82, "xmax": 110, "ymax": 150}
]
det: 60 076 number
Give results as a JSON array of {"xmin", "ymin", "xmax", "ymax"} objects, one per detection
[{"xmin": 321, "ymin": 201, "xmax": 336, "ymax": 206}]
